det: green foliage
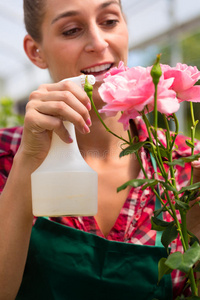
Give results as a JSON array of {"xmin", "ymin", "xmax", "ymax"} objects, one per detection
[
  {"xmin": 161, "ymin": 222, "xmax": 178, "ymax": 252},
  {"xmin": 165, "ymin": 242, "xmax": 200, "ymax": 274},
  {"xmin": 0, "ymin": 97, "xmax": 24, "ymax": 128},
  {"xmin": 158, "ymin": 258, "xmax": 173, "ymax": 283},
  {"xmin": 85, "ymin": 55, "xmax": 200, "ymax": 297},
  {"xmin": 119, "ymin": 141, "xmax": 152, "ymax": 157},
  {"xmin": 117, "ymin": 178, "xmax": 158, "ymax": 192},
  {"xmin": 182, "ymin": 31, "xmax": 200, "ymax": 70}
]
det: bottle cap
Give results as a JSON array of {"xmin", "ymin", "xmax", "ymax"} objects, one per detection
[
  {"xmin": 80, "ymin": 74, "xmax": 96, "ymax": 87},
  {"xmin": 87, "ymin": 75, "xmax": 96, "ymax": 86}
]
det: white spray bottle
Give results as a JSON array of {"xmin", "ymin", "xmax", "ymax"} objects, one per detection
[{"xmin": 31, "ymin": 75, "xmax": 98, "ymax": 217}]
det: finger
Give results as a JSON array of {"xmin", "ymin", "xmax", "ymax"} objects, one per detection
[
  {"xmin": 191, "ymin": 158, "xmax": 200, "ymax": 183},
  {"xmin": 27, "ymin": 99, "xmax": 91, "ymax": 134},
  {"xmin": 25, "ymin": 108, "xmax": 73, "ymax": 143},
  {"xmin": 26, "ymin": 99, "xmax": 91, "ymax": 135},
  {"xmin": 191, "ymin": 158, "xmax": 200, "ymax": 168},
  {"xmin": 37, "ymin": 80, "xmax": 91, "ymax": 110},
  {"xmin": 30, "ymin": 91, "xmax": 91, "ymax": 123}
]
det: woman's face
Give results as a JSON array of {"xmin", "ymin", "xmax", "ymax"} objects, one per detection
[{"xmin": 39, "ymin": 0, "xmax": 129, "ymax": 83}]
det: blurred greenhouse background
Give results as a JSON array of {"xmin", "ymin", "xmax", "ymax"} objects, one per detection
[{"xmin": 0, "ymin": 0, "xmax": 200, "ymax": 134}]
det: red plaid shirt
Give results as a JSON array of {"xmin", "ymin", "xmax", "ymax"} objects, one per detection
[{"xmin": 0, "ymin": 118, "xmax": 200, "ymax": 299}]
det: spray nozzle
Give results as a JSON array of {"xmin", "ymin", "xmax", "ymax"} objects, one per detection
[{"xmin": 61, "ymin": 74, "xmax": 96, "ymax": 89}]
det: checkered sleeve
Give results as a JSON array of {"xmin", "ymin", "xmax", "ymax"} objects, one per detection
[{"xmin": 0, "ymin": 126, "xmax": 23, "ymax": 193}]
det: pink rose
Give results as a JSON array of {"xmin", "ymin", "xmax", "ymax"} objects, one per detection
[
  {"xmin": 104, "ymin": 61, "xmax": 129, "ymax": 78},
  {"xmin": 99, "ymin": 62, "xmax": 179, "ymax": 130},
  {"xmin": 162, "ymin": 63, "xmax": 200, "ymax": 102}
]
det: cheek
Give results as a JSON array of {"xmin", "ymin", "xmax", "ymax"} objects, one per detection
[
  {"xmin": 115, "ymin": 36, "xmax": 129, "ymax": 62},
  {"xmin": 115, "ymin": 25, "xmax": 129, "ymax": 57},
  {"xmin": 46, "ymin": 45, "xmax": 81, "ymax": 80},
  {"xmin": 122, "ymin": 27, "xmax": 129, "ymax": 50}
]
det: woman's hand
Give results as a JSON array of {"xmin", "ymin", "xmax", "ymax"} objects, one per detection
[
  {"xmin": 18, "ymin": 80, "xmax": 92, "ymax": 167},
  {"xmin": 192, "ymin": 158, "xmax": 200, "ymax": 184}
]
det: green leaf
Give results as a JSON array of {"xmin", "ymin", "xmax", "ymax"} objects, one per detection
[
  {"xmin": 188, "ymin": 190, "xmax": 200, "ymax": 202},
  {"xmin": 161, "ymin": 222, "xmax": 178, "ymax": 251},
  {"xmin": 175, "ymin": 200, "xmax": 190, "ymax": 210},
  {"xmin": 188, "ymin": 230, "xmax": 200, "ymax": 246},
  {"xmin": 119, "ymin": 141, "xmax": 151, "ymax": 157},
  {"xmin": 185, "ymin": 241, "xmax": 200, "ymax": 263},
  {"xmin": 151, "ymin": 216, "xmax": 173, "ymax": 231},
  {"xmin": 154, "ymin": 206, "xmax": 168, "ymax": 218},
  {"xmin": 160, "ymin": 181, "xmax": 178, "ymax": 193},
  {"xmin": 117, "ymin": 179, "xmax": 157, "ymax": 192},
  {"xmin": 179, "ymin": 182, "xmax": 200, "ymax": 194},
  {"xmin": 165, "ymin": 153, "xmax": 200, "ymax": 167},
  {"xmin": 165, "ymin": 159, "xmax": 185, "ymax": 167},
  {"xmin": 165, "ymin": 242, "xmax": 200, "ymax": 273},
  {"xmin": 142, "ymin": 180, "xmax": 158, "ymax": 190},
  {"xmin": 166, "ymin": 153, "xmax": 200, "ymax": 167},
  {"xmin": 165, "ymin": 252, "xmax": 183, "ymax": 271},
  {"xmin": 180, "ymin": 190, "xmax": 200, "ymax": 203},
  {"xmin": 183, "ymin": 153, "xmax": 200, "ymax": 163},
  {"xmin": 158, "ymin": 257, "xmax": 173, "ymax": 283},
  {"xmin": 185, "ymin": 139, "xmax": 194, "ymax": 148},
  {"xmin": 159, "ymin": 148, "xmax": 169, "ymax": 158}
]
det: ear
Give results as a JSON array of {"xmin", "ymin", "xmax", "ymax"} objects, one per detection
[{"xmin": 23, "ymin": 34, "xmax": 48, "ymax": 69}]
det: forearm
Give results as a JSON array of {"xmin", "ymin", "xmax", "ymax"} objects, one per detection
[{"xmin": 0, "ymin": 152, "xmax": 34, "ymax": 300}]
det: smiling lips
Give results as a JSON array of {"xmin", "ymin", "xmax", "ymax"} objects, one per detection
[{"xmin": 81, "ymin": 63, "xmax": 112, "ymax": 76}]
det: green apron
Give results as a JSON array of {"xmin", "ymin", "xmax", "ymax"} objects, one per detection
[
  {"xmin": 16, "ymin": 218, "xmax": 172, "ymax": 300},
  {"xmin": 16, "ymin": 155, "xmax": 172, "ymax": 300}
]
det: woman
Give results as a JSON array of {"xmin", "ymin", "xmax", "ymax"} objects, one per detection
[{"xmin": 0, "ymin": 0, "xmax": 199, "ymax": 299}]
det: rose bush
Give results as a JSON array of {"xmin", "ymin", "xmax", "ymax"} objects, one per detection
[
  {"xmin": 84, "ymin": 57, "xmax": 200, "ymax": 299},
  {"xmin": 99, "ymin": 62, "xmax": 200, "ymax": 130}
]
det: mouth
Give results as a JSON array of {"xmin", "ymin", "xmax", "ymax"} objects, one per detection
[{"xmin": 81, "ymin": 63, "xmax": 113, "ymax": 78}]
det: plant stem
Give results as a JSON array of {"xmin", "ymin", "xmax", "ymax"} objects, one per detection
[
  {"xmin": 162, "ymin": 114, "xmax": 171, "ymax": 149},
  {"xmin": 154, "ymin": 84, "xmax": 158, "ymax": 141},
  {"xmin": 180, "ymin": 207, "xmax": 198, "ymax": 295},
  {"xmin": 190, "ymin": 102, "xmax": 196, "ymax": 185},
  {"xmin": 87, "ymin": 92, "xmax": 130, "ymax": 145},
  {"xmin": 170, "ymin": 114, "xmax": 179, "ymax": 152},
  {"xmin": 188, "ymin": 102, "xmax": 199, "ymax": 296},
  {"xmin": 165, "ymin": 192, "xmax": 187, "ymax": 250},
  {"xmin": 189, "ymin": 269, "xmax": 198, "ymax": 296},
  {"xmin": 150, "ymin": 79, "xmax": 198, "ymax": 295},
  {"xmin": 127, "ymin": 129, "xmax": 132, "ymax": 144}
]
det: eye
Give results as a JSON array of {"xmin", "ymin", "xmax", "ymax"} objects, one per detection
[
  {"xmin": 102, "ymin": 19, "xmax": 119, "ymax": 28},
  {"xmin": 62, "ymin": 27, "xmax": 82, "ymax": 37}
]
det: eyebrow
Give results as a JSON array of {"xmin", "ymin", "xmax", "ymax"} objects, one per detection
[
  {"xmin": 51, "ymin": 1, "xmax": 120, "ymax": 25},
  {"xmin": 101, "ymin": 0, "xmax": 120, "ymax": 9}
]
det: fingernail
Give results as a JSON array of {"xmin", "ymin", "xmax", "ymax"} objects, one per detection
[
  {"xmin": 86, "ymin": 118, "xmax": 92, "ymax": 126},
  {"xmin": 83, "ymin": 124, "xmax": 90, "ymax": 134},
  {"xmin": 86, "ymin": 102, "xmax": 91, "ymax": 111},
  {"xmin": 67, "ymin": 135, "xmax": 73, "ymax": 143}
]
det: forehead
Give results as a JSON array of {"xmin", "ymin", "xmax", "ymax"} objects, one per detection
[
  {"xmin": 45, "ymin": 0, "xmax": 121, "ymax": 19},
  {"xmin": 42, "ymin": 0, "xmax": 122, "ymax": 30}
]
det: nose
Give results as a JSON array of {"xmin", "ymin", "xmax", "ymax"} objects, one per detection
[{"xmin": 84, "ymin": 23, "xmax": 109, "ymax": 53}]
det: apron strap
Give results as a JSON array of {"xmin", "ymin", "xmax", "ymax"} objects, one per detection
[{"xmin": 150, "ymin": 152, "xmax": 163, "ymax": 248}]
